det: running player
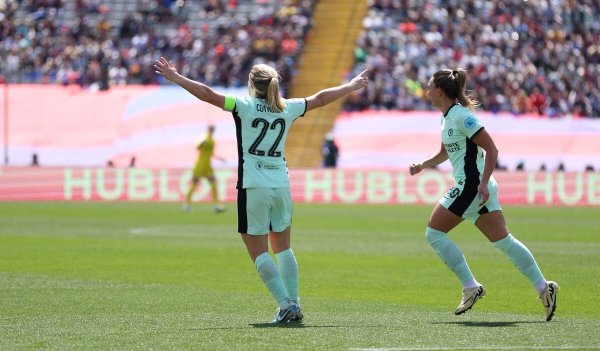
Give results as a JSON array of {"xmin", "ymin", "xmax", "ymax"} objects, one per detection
[{"xmin": 409, "ymin": 68, "xmax": 559, "ymax": 321}]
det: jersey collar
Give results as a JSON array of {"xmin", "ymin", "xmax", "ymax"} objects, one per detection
[{"xmin": 443, "ymin": 103, "xmax": 460, "ymax": 117}]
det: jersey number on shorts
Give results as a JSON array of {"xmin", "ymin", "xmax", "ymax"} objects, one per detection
[{"xmin": 249, "ymin": 118, "xmax": 286, "ymax": 157}]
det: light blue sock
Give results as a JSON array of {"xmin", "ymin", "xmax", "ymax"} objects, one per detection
[
  {"xmin": 275, "ymin": 248, "xmax": 299, "ymax": 302},
  {"xmin": 426, "ymin": 227, "xmax": 477, "ymax": 288},
  {"xmin": 255, "ymin": 252, "xmax": 290, "ymax": 309},
  {"xmin": 493, "ymin": 234, "xmax": 546, "ymax": 293}
]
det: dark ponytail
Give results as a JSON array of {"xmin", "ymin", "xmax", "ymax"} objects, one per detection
[{"xmin": 432, "ymin": 68, "xmax": 480, "ymax": 110}]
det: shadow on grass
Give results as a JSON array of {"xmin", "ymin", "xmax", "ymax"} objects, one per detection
[
  {"xmin": 250, "ymin": 323, "xmax": 311, "ymax": 329},
  {"xmin": 248, "ymin": 323, "xmax": 371, "ymax": 329},
  {"xmin": 188, "ymin": 324, "xmax": 383, "ymax": 330},
  {"xmin": 433, "ymin": 321, "xmax": 546, "ymax": 327}
]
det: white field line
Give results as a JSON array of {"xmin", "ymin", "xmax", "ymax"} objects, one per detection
[{"xmin": 352, "ymin": 346, "xmax": 600, "ymax": 351}]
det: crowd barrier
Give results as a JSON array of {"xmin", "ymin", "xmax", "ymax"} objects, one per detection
[{"xmin": 1, "ymin": 167, "xmax": 598, "ymax": 206}]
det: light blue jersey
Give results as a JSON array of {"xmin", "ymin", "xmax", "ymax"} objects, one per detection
[
  {"xmin": 226, "ymin": 96, "xmax": 307, "ymax": 189},
  {"xmin": 441, "ymin": 104, "xmax": 485, "ymax": 183},
  {"xmin": 438, "ymin": 103, "xmax": 501, "ymax": 221}
]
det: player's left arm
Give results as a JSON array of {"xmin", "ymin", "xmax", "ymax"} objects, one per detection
[
  {"xmin": 471, "ymin": 128, "xmax": 498, "ymax": 205},
  {"xmin": 305, "ymin": 70, "xmax": 368, "ymax": 113}
]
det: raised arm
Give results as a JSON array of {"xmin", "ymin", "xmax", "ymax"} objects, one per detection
[
  {"xmin": 409, "ymin": 143, "xmax": 449, "ymax": 175},
  {"xmin": 154, "ymin": 57, "xmax": 225, "ymax": 109},
  {"xmin": 305, "ymin": 70, "xmax": 369, "ymax": 113}
]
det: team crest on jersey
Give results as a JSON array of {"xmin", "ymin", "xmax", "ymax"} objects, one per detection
[
  {"xmin": 448, "ymin": 129, "xmax": 454, "ymax": 136},
  {"xmin": 464, "ymin": 117, "xmax": 477, "ymax": 129}
]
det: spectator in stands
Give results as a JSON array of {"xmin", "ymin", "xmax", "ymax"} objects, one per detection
[
  {"xmin": 346, "ymin": 0, "xmax": 600, "ymax": 118},
  {"xmin": 512, "ymin": 89, "xmax": 532, "ymax": 115},
  {"xmin": 530, "ymin": 87, "xmax": 547, "ymax": 116},
  {"xmin": 1, "ymin": 0, "xmax": 314, "ymax": 96},
  {"xmin": 7, "ymin": 0, "xmax": 597, "ymax": 117},
  {"xmin": 154, "ymin": 56, "xmax": 368, "ymax": 324},
  {"xmin": 408, "ymin": 67, "xmax": 559, "ymax": 321}
]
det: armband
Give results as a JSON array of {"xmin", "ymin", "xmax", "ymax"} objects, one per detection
[{"xmin": 223, "ymin": 96, "xmax": 236, "ymax": 111}]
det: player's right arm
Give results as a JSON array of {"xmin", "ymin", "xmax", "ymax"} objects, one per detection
[
  {"xmin": 409, "ymin": 143, "xmax": 448, "ymax": 175},
  {"xmin": 154, "ymin": 57, "xmax": 225, "ymax": 109}
]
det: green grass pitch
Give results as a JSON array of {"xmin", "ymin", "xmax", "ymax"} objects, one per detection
[{"xmin": 1, "ymin": 202, "xmax": 599, "ymax": 350}]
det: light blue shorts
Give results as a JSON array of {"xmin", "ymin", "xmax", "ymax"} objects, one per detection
[
  {"xmin": 439, "ymin": 177, "xmax": 502, "ymax": 223},
  {"xmin": 237, "ymin": 187, "xmax": 293, "ymax": 235}
]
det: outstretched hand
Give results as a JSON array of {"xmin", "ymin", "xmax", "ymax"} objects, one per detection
[
  {"xmin": 350, "ymin": 69, "xmax": 369, "ymax": 90},
  {"xmin": 154, "ymin": 57, "xmax": 179, "ymax": 82}
]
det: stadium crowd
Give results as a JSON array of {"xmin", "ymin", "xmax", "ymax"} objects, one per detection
[
  {"xmin": 345, "ymin": 0, "xmax": 600, "ymax": 118},
  {"xmin": 0, "ymin": 0, "xmax": 314, "ymax": 94},
  {"xmin": 1, "ymin": 0, "xmax": 599, "ymax": 118}
]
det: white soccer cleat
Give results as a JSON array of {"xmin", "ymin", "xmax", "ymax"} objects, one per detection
[
  {"xmin": 182, "ymin": 203, "xmax": 191, "ymax": 212},
  {"xmin": 271, "ymin": 303, "xmax": 300, "ymax": 324},
  {"xmin": 213, "ymin": 204, "xmax": 226, "ymax": 213},
  {"xmin": 539, "ymin": 281, "xmax": 559, "ymax": 321},
  {"xmin": 455, "ymin": 284, "xmax": 486, "ymax": 315}
]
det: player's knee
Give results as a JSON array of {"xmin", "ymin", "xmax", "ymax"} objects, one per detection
[{"xmin": 425, "ymin": 226, "xmax": 447, "ymax": 246}]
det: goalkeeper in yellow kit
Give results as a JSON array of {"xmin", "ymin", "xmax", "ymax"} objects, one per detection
[{"xmin": 183, "ymin": 125, "xmax": 226, "ymax": 213}]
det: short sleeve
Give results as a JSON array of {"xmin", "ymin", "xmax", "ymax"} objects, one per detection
[
  {"xmin": 233, "ymin": 96, "xmax": 253, "ymax": 115},
  {"xmin": 285, "ymin": 98, "xmax": 308, "ymax": 118},
  {"xmin": 456, "ymin": 111, "xmax": 484, "ymax": 139}
]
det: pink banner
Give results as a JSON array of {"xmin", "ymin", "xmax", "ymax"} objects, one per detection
[
  {"xmin": 334, "ymin": 110, "xmax": 600, "ymax": 172},
  {"xmin": 3, "ymin": 85, "xmax": 600, "ymax": 173},
  {"xmin": 0, "ymin": 84, "xmax": 244, "ymax": 168},
  {"xmin": 1, "ymin": 167, "xmax": 598, "ymax": 206}
]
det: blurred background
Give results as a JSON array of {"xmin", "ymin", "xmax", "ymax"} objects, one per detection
[{"xmin": 1, "ymin": 0, "xmax": 599, "ymax": 204}]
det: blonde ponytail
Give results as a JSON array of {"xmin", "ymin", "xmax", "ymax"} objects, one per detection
[
  {"xmin": 248, "ymin": 64, "xmax": 286, "ymax": 112},
  {"xmin": 266, "ymin": 77, "xmax": 285, "ymax": 112}
]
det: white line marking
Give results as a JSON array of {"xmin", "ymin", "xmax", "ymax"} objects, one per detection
[
  {"xmin": 130, "ymin": 227, "xmax": 147, "ymax": 235},
  {"xmin": 352, "ymin": 348, "xmax": 600, "ymax": 351}
]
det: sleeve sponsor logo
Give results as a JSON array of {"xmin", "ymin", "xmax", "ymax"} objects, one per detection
[{"xmin": 464, "ymin": 117, "xmax": 477, "ymax": 129}]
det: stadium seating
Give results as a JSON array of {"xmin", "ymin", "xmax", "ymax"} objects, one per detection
[
  {"xmin": 285, "ymin": 0, "xmax": 367, "ymax": 167},
  {"xmin": 344, "ymin": 0, "xmax": 600, "ymax": 118}
]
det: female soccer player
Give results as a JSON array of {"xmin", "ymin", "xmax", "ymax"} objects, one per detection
[
  {"xmin": 409, "ymin": 68, "xmax": 559, "ymax": 321},
  {"xmin": 155, "ymin": 57, "xmax": 368, "ymax": 323},
  {"xmin": 183, "ymin": 124, "xmax": 226, "ymax": 213}
]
